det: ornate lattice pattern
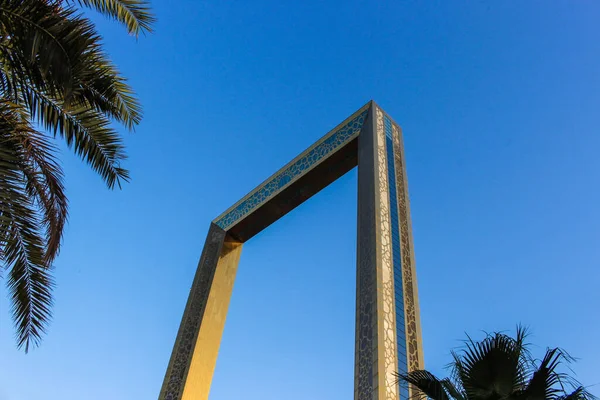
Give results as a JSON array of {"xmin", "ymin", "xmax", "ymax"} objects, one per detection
[
  {"xmin": 160, "ymin": 225, "xmax": 226, "ymax": 400},
  {"xmin": 392, "ymin": 124, "xmax": 421, "ymax": 373},
  {"xmin": 215, "ymin": 110, "xmax": 368, "ymax": 230},
  {"xmin": 375, "ymin": 108, "xmax": 399, "ymax": 400}
]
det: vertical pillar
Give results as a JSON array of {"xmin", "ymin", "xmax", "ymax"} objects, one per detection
[
  {"xmin": 390, "ymin": 122, "xmax": 425, "ymax": 385},
  {"xmin": 356, "ymin": 104, "xmax": 424, "ymax": 400},
  {"xmin": 159, "ymin": 224, "xmax": 243, "ymax": 400},
  {"xmin": 355, "ymin": 104, "xmax": 400, "ymax": 400},
  {"xmin": 355, "ymin": 105, "xmax": 378, "ymax": 400}
]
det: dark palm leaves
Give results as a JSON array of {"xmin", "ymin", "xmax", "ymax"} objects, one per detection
[
  {"xmin": 0, "ymin": 101, "xmax": 59, "ymax": 351},
  {"xmin": 0, "ymin": 0, "xmax": 153, "ymax": 351},
  {"xmin": 396, "ymin": 327, "xmax": 595, "ymax": 400},
  {"xmin": 71, "ymin": 0, "xmax": 155, "ymax": 36}
]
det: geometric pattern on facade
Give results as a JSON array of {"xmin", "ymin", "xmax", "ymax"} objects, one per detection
[
  {"xmin": 391, "ymin": 122, "xmax": 423, "ymax": 376},
  {"xmin": 375, "ymin": 107, "xmax": 400, "ymax": 400},
  {"xmin": 158, "ymin": 101, "xmax": 424, "ymax": 400}
]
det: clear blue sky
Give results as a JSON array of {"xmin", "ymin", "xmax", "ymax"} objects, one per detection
[{"xmin": 1, "ymin": 1, "xmax": 599, "ymax": 399}]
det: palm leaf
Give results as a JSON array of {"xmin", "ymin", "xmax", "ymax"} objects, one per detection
[
  {"xmin": 398, "ymin": 328, "xmax": 596, "ymax": 400},
  {"xmin": 0, "ymin": 0, "xmax": 142, "ymax": 128},
  {"xmin": 455, "ymin": 330, "xmax": 529, "ymax": 400},
  {"xmin": 558, "ymin": 387, "xmax": 598, "ymax": 400},
  {"xmin": 522, "ymin": 348, "xmax": 596, "ymax": 400},
  {"xmin": 0, "ymin": 0, "xmax": 82, "ymax": 95},
  {"xmin": 16, "ymin": 78, "xmax": 130, "ymax": 188},
  {"xmin": 73, "ymin": 64, "xmax": 142, "ymax": 129},
  {"xmin": 0, "ymin": 102, "xmax": 55, "ymax": 352},
  {"xmin": 71, "ymin": 0, "xmax": 155, "ymax": 36},
  {"xmin": 396, "ymin": 370, "xmax": 451, "ymax": 400},
  {"xmin": 440, "ymin": 378, "xmax": 466, "ymax": 400},
  {"xmin": 17, "ymin": 128, "xmax": 67, "ymax": 264},
  {"xmin": 0, "ymin": 0, "xmax": 152, "ymax": 351}
]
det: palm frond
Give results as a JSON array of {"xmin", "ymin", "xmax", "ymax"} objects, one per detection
[
  {"xmin": 74, "ymin": 69, "xmax": 142, "ymax": 129},
  {"xmin": 0, "ymin": 0, "xmax": 151, "ymax": 351},
  {"xmin": 523, "ymin": 348, "xmax": 588, "ymax": 400},
  {"xmin": 17, "ymin": 79, "xmax": 129, "ymax": 188},
  {"xmin": 72, "ymin": 0, "xmax": 155, "ymax": 36},
  {"xmin": 558, "ymin": 387, "xmax": 598, "ymax": 400},
  {"xmin": 454, "ymin": 330, "xmax": 529, "ymax": 399},
  {"xmin": 399, "ymin": 328, "xmax": 596, "ymax": 400},
  {"xmin": 0, "ymin": 1, "xmax": 137, "ymax": 189},
  {"xmin": 4, "ymin": 202, "xmax": 55, "ymax": 352},
  {"xmin": 0, "ymin": 102, "xmax": 55, "ymax": 352},
  {"xmin": 440, "ymin": 378, "xmax": 466, "ymax": 400},
  {"xmin": 16, "ymin": 123, "xmax": 68, "ymax": 264},
  {"xmin": 395, "ymin": 370, "xmax": 451, "ymax": 400},
  {"xmin": 0, "ymin": 0, "xmax": 142, "ymax": 129},
  {"xmin": 70, "ymin": 50, "xmax": 142, "ymax": 129},
  {"xmin": 0, "ymin": 0, "xmax": 83, "ymax": 95}
]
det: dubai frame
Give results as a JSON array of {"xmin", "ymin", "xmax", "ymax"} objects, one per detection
[{"xmin": 158, "ymin": 101, "xmax": 424, "ymax": 400}]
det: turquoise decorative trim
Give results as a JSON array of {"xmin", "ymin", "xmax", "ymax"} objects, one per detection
[{"xmin": 215, "ymin": 110, "xmax": 368, "ymax": 230}]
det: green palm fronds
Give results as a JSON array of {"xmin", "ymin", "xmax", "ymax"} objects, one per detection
[
  {"xmin": 396, "ymin": 327, "xmax": 595, "ymax": 400},
  {"xmin": 0, "ymin": 0, "xmax": 153, "ymax": 351}
]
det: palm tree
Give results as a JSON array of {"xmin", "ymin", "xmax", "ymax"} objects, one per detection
[
  {"xmin": 0, "ymin": 0, "xmax": 154, "ymax": 352},
  {"xmin": 397, "ymin": 327, "xmax": 595, "ymax": 400}
]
